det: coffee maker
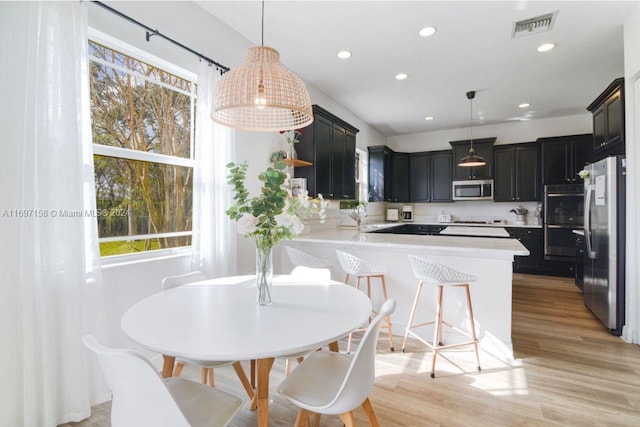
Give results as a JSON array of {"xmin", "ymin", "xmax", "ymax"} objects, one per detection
[{"xmin": 401, "ymin": 205, "xmax": 413, "ymax": 222}]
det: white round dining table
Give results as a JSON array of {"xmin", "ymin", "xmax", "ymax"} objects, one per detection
[{"xmin": 121, "ymin": 275, "xmax": 372, "ymax": 427}]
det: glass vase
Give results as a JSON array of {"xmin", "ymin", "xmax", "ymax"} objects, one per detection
[
  {"xmin": 255, "ymin": 244, "xmax": 273, "ymax": 306},
  {"xmin": 286, "ymin": 141, "xmax": 298, "ymax": 160}
]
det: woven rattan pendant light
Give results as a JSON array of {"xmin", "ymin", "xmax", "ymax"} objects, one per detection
[
  {"xmin": 211, "ymin": 1, "xmax": 313, "ymax": 131},
  {"xmin": 457, "ymin": 90, "xmax": 487, "ymax": 168}
]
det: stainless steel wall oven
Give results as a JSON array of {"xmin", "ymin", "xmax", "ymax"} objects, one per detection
[{"xmin": 544, "ymin": 184, "xmax": 584, "ymax": 260}]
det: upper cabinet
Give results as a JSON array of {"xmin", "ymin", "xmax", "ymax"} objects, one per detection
[
  {"xmin": 369, "ymin": 147, "xmax": 452, "ymax": 203},
  {"xmin": 295, "ymin": 105, "xmax": 359, "ymax": 199},
  {"xmin": 494, "ymin": 143, "xmax": 540, "ymax": 202},
  {"xmin": 409, "ymin": 151, "xmax": 453, "ymax": 203},
  {"xmin": 586, "ymin": 77, "xmax": 625, "ymax": 158},
  {"xmin": 368, "ymin": 146, "xmax": 410, "ymax": 203},
  {"xmin": 450, "ymin": 138, "xmax": 496, "ymax": 180},
  {"xmin": 538, "ymin": 134, "xmax": 593, "ymax": 185}
]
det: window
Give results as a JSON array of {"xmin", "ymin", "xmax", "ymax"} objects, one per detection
[
  {"xmin": 88, "ymin": 38, "xmax": 196, "ymax": 256},
  {"xmin": 355, "ymin": 148, "xmax": 368, "ymax": 202}
]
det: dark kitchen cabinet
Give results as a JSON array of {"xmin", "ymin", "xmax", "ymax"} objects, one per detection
[
  {"xmin": 368, "ymin": 146, "xmax": 393, "ymax": 202},
  {"xmin": 507, "ymin": 227, "xmax": 543, "ymax": 274},
  {"xmin": 450, "ymin": 138, "xmax": 496, "ymax": 180},
  {"xmin": 494, "ymin": 143, "xmax": 540, "ymax": 202},
  {"xmin": 295, "ymin": 105, "xmax": 359, "ymax": 199},
  {"xmin": 539, "ymin": 134, "xmax": 592, "ymax": 185},
  {"xmin": 391, "ymin": 153, "xmax": 410, "ymax": 203},
  {"xmin": 587, "ymin": 77, "xmax": 625, "ymax": 158},
  {"xmin": 409, "ymin": 150, "xmax": 453, "ymax": 203},
  {"xmin": 367, "ymin": 147, "xmax": 410, "ymax": 203}
]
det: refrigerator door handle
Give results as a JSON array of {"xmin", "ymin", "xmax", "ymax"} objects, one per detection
[{"xmin": 584, "ymin": 184, "xmax": 596, "ymax": 259}]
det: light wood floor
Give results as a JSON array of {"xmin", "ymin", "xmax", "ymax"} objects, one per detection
[{"xmin": 62, "ymin": 274, "xmax": 640, "ymax": 426}]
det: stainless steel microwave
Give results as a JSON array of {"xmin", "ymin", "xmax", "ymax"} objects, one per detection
[{"xmin": 452, "ymin": 179, "xmax": 494, "ymax": 201}]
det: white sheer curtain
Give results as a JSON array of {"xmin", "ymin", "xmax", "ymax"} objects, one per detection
[
  {"xmin": 0, "ymin": 3, "xmax": 109, "ymax": 426},
  {"xmin": 192, "ymin": 62, "xmax": 237, "ymax": 277}
]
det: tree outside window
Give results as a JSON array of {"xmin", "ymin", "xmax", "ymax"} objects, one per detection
[{"xmin": 88, "ymin": 40, "xmax": 196, "ymax": 256}]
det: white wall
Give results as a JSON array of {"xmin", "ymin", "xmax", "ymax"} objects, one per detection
[
  {"xmin": 623, "ymin": 5, "xmax": 640, "ymax": 343},
  {"xmin": 387, "ymin": 113, "xmax": 592, "ymax": 152}
]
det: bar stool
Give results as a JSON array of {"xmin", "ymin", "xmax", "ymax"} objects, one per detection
[
  {"xmin": 285, "ymin": 246, "xmax": 332, "ymax": 269},
  {"xmin": 402, "ymin": 255, "xmax": 481, "ymax": 378},
  {"xmin": 335, "ymin": 250, "xmax": 394, "ymax": 353}
]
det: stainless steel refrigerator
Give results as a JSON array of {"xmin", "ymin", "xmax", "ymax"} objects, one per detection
[{"xmin": 583, "ymin": 155, "xmax": 626, "ymax": 335}]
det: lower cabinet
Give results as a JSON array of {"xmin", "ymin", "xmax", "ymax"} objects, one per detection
[{"xmin": 507, "ymin": 227, "xmax": 543, "ymax": 274}]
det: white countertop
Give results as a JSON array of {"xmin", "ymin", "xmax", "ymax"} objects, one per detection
[
  {"xmin": 440, "ymin": 226, "xmax": 509, "ymax": 237},
  {"xmin": 294, "ymin": 228, "xmax": 529, "ymax": 258}
]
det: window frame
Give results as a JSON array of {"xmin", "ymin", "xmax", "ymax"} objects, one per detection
[{"xmin": 88, "ymin": 28, "xmax": 198, "ymax": 259}]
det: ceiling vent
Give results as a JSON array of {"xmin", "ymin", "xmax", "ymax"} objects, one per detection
[{"xmin": 511, "ymin": 11, "xmax": 558, "ymax": 38}]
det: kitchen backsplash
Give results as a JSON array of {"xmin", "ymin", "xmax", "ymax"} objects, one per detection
[{"xmin": 304, "ymin": 199, "xmax": 541, "ymax": 232}]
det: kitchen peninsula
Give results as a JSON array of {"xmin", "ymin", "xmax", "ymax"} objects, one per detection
[{"xmin": 281, "ymin": 228, "xmax": 528, "ymax": 360}]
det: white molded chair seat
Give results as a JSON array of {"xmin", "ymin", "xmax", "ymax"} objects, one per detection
[
  {"xmin": 402, "ymin": 255, "xmax": 481, "ymax": 378},
  {"xmin": 82, "ymin": 335, "xmax": 243, "ymax": 427},
  {"xmin": 285, "ymin": 246, "xmax": 333, "ymax": 269},
  {"xmin": 336, "ymin": 250, "xmax": 388, "ymax": 277},
  {"xmin": 162, "ymin": 272, "xmax": 254, "ymax": 398},
  {"xmin": 278, "ymin": 299, "xmax": 396, "ymax": 426},
  {"xmin": 335, "ymin": 250, "xmax": 394, "ymax": 353}
]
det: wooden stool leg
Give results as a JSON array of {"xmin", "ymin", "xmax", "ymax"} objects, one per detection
[
  {"xmin": 200, "ymin": 367, "xmax": 208, "ymax": 384},
  {"xmin": 431, "ymin": 285, "xmax": 444, "ymax": 378},
  {"xmin": 380, "ymin": 274, "xmax": 394, "ymax": 351},
  {"xmin": 464, "ymin": 284, "xmax": 481, "ymax": 371},
  {"xmin": 402, "ymin": 281, "xmax": 424, "ymax": 352}
]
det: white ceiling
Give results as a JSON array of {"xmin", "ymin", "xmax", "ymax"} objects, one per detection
[{"xmin": 196, "ymin": 1, "xmax": 637, "ymax": 137}]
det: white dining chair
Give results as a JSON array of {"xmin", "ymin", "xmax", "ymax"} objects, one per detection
[
  {"xmin": 82, "ymin": 335, "xmax": 243, "ymax": 427},
  {"xmin": 277, "ymin": 299, "xmax": 396, "ymax": 427},
  {"xmin": 162, "ymin": 272, "xmax": 255, "ymax": 399}
]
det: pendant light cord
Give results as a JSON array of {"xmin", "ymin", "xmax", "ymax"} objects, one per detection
[
  {"xmin": 469, "ymin": 95, "xmax": 474, "ymax": 151},
  {"xmin": 261, "ymin": 0, "xmax": 265, "ymax": 46}
]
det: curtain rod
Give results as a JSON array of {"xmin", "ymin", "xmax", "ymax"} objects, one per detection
[{"xmin": 91, "ymin": 1, "xmax": 230, "ymax": 73}]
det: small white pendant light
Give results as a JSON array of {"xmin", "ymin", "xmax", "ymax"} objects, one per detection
[
  {"xmin": 211, "ymin": 1, "xmax": 313, "ymax": 131},
  {"xmin": 457, "ymin": 90, "xmax": 486, "ymax": 168}
]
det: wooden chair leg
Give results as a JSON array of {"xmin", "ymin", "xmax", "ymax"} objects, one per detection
[
  {"xmin": 402, "ymin": 281, "xmax": 424, "ymax": 352},
  {"xmin": 200, "ymin": 367, "xmax": 208, "ymax": 384},
  {"xmin": 311, "ymin": 412, "xmax": 321, "ymax": 427},
  {"xmin": 285, "ymin": 358, "xmax": 292, "ymax": 376},
  {"xmin": 338, "ymin": 411, "xmax": 356, "ymax": 427},
  {"xmin": 232, "ymin": 361, "xmax": 256, "ymax": 400},
  {"xmin": 294, "ymin": 408, "xmax": 311, "ymax": 427},
  {"xmin": 464, "ymin": 284, "xmax": 482, "ymax": 371},
  {"xmin": 172, "ymin": 362, "xmax": 185, "ymax": 377},
  {"xmin": 208, "ymin": 368, "xmax": 215, "ymax": 386},
  {"xmin": 362, "ymin": 397, "xmax": 381, "ymax": 427}
]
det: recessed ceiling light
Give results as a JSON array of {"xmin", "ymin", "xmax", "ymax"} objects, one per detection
[
  {"xmin": 419, "ymin": 26, "xmax": 437, "ymax": 37},
  {"xmin": 537, "ymin": 42, "xmax": 555, "ymax": 52},
  {"xmin": 519, "ymin": 103, "xmax": 530, "ymax": 108},
  {"xmin": 395, "ymin": 73, "xmax": 408, "ymax": 80},
  {"xmin": 337, "ymin": 50, "xmax": 351, "ymax": 59},
  {"xmin": 424, "ymin": 116, "xmax": 434, "ymax": 121}
]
